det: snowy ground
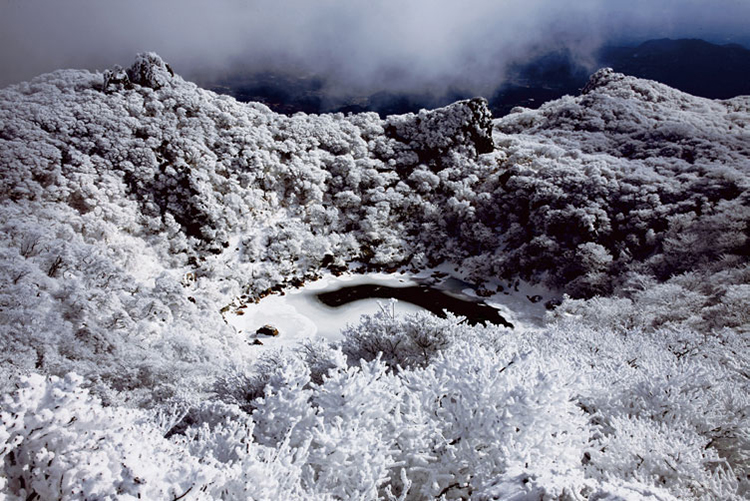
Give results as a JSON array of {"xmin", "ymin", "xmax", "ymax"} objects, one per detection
[
  {"xmin": 224, "ymin": 267, "xmax": 556, "ymax": 351},
  {"xmin": 225, "ymin": 272, "xmax": 423, "ymax": 348}
]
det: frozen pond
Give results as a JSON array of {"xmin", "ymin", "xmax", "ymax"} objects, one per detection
[
  {"xmin": 317, "ymin": 283, "xmax": 512, "ymax": 327},
  {"xmin": 224, "ymin": 272, "xmax": 517, "ymax": 349}
]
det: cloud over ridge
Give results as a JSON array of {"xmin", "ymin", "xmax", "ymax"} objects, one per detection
[{"xmin": 1, "ymin": 0, "xmax": 749, "ymax": 92}]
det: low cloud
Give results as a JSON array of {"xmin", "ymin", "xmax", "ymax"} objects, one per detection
[{"xmin": 1, "ymin": 0, "xmax": 749, "ymax": 93}]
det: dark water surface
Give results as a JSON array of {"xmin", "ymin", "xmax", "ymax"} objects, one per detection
[{"xmin": 316, "ymin": 284, "xmax": 513, "ymax": 328}]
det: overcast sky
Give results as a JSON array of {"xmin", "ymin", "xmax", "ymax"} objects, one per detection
[{"xmin": 1, "ymin": 0, "xmax": 749, "ymax": 92}]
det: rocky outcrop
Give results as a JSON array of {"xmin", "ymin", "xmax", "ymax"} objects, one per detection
[
  {"xmin": 126, "ymin": 52, "xmax": 175, "ymax": 90},
  {"xmin": 580, "ymin": 67, "xmax": 624, "ymax": 95},
  {"xmin": 384, "ymin": 98, "xmax": 494, "ymax": 169},
  {"xmin": 102, "ymin": 52, "xmax": 175, "ymax": 93}
]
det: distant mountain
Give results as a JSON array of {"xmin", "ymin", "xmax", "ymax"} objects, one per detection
[
  {"xmin": 599, "ymin": 38, "xmax": 750, "ymax": 99},
  {"xmin": 205, "ymin": 38, "xmax": 750, "ymax": 117},
  {"xmin": 208, "ymin": 72, "xmax": 327, "ymax": 114},
  {"xmin": 206, "ymin": 74, "xmax": 475, "ymax": 117},
  {"xmin": 493, "ymin": 38, "xmax": 750, "ymax": 116}
]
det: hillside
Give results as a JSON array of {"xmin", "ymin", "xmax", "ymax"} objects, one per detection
[{"xmin": 0, "ymin": 54, "xmax": 748, "ymax": 499}]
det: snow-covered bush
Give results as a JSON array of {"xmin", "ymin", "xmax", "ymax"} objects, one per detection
[
  {"xmin": 7, "ymin": 309, "xmax": 746, "ymax": 499},
  {"xmin": 341, "ymin": 301, "xmax": 460, "ymax": 369},
  {"xmin": 1, "ymin": 53, "xmax": 749, "ymax": 498},
  {"xmin": 0, "ymin": 373, "xmax": 219, "ymax": 500}
]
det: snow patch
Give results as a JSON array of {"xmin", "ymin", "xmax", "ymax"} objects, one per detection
[{"xmin": 225, "ymin": 272, "xmax": 425, "ymax": 348}]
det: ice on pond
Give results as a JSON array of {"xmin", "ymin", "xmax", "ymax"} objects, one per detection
[
  {"xmin": 317, "ymin": 283, "xmax": 512, "ymax": 327},
  {"xmin": 224, "ymin": 271, "xmax": 514, "ymax": 349},
  {"xmin": 225, "ymin": 273, "xmax": 424, "ymax": 348}
]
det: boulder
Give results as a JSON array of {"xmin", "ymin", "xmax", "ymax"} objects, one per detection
[
  {"xmin": 126, "ymin": 52, "xmax": 175, "ymax": 90},
  {"xmin": 256, "ymin": 324, "xmax": 279, "ymax": 337},
  {"xmin": 101, "ymin": 65, "xmax": 132, "ymax": 93},
  {"xmin": 581, "ymin": 67, "xmax": 625, "ymax": 95}
]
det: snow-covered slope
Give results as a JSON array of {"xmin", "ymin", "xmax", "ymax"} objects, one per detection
[
  {"xmin": 491, "ymin": 68, "xmax": 750, "ymax": 328},
  {"xmin": 0, "ymin": 53, "xmax": 496, "ymax": 400},
  {"xmin": 0, "ymin": 55, "xmax": 748, "ymax": 499}
]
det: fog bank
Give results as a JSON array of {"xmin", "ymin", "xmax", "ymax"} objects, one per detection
[{"xmin": 2, "ymin": 0, "xmax": 749, "ymax": 93}]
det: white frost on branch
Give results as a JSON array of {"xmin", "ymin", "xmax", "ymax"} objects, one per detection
[{"xmin": 0, "ymin": 54, "xmax": 748, "ymax": 499}]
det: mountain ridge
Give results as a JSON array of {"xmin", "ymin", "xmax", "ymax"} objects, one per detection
[{"xmin": 0, "ymin": 54, "xmax": 748, "ymax": 499}]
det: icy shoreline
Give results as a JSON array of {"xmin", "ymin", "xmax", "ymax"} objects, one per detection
[{"xmin": 224, "ymin": 266, "xmax": 555, "ymax": 351}]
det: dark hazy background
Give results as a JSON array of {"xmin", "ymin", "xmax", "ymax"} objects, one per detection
[{"xmin": 1, "ymin": 0, "xmax": 749, "ymax": 114}]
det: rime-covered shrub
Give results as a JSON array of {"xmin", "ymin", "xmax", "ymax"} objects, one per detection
[
  {"xmin": 214, "ymin": 339, "xmax": 347, "ymax": 412},
  {"xmin": 1, "ymin": 54, "xmax": 749, "ymax": 499},
  {"xmin": 8, "ymin": 310, "xmax": 745, "ymax": 499},
  {"xmin": 0, "ymin": 374, "xmax": 332, "ymax": 500},
  {"xmin": 0, "ymin": 373, "xmax": 219, "ymax": 500},
  {"xmin": 340, "ymin": 301, "xmax": 473, "ymax": 369},
  {"xmin": 209, "ymin": 311, "xmax": 748, "ymax": 499}
]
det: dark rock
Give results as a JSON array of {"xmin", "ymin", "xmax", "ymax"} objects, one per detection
[
  {"xmin": 527, "ymin": 294, "xmax": 543, "ymax": 303},
  {"xmin": 252, "ymin": 339, "xmax": 264, "ymax": 345},
  {"xmin": 256, "ymin": 324, "xmax": 279, "ymax": 337},
  {"xmin": 360, "ymin": 246, "xmax": 375, "ymax": 262},
  {"xmin": 329, "ymin": 264, "xmax": 348, "ymax": 275},
  {"xmin": 102, "ymin": 65, "xmax": 132, "ymax": 93},
  {"xmin": 545, "ymin": 298, "xmax": 563, "ymax": 310}
]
